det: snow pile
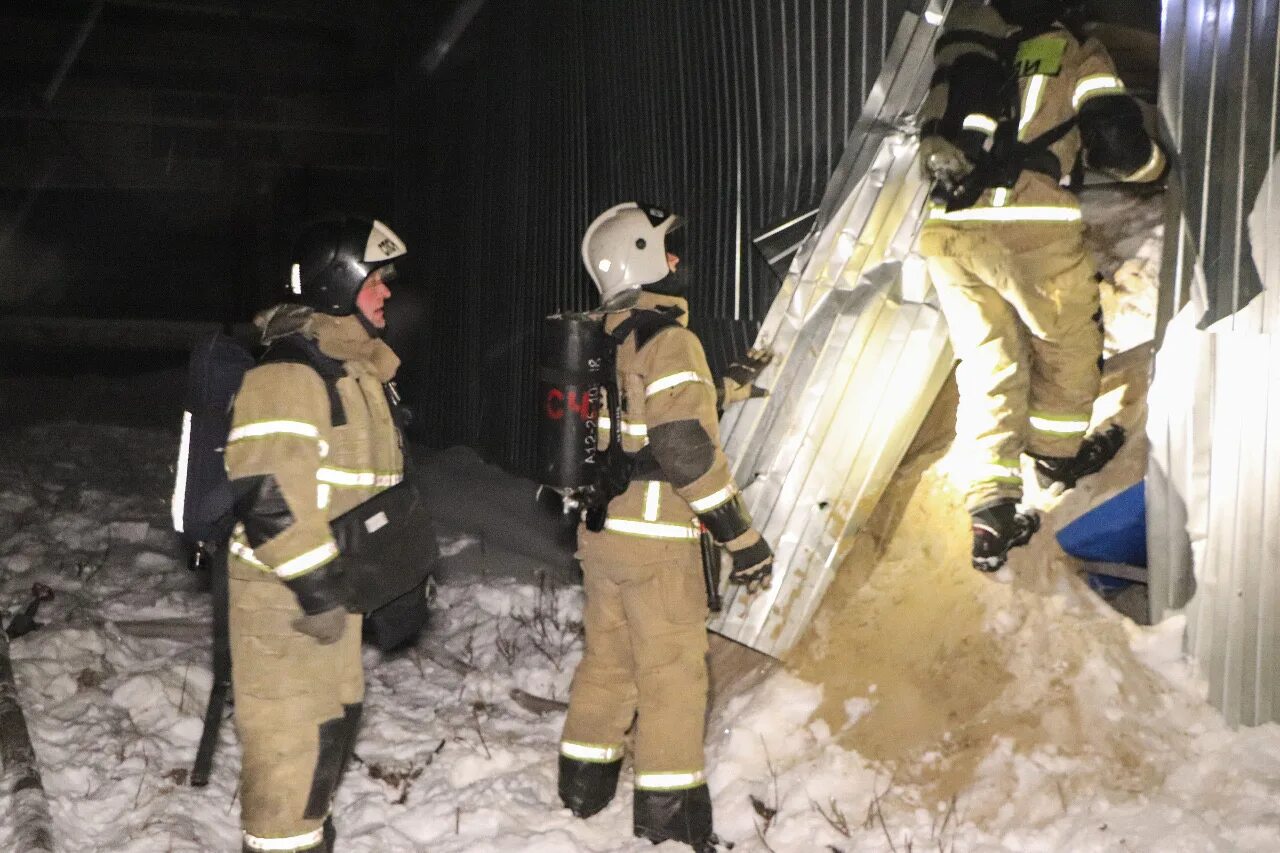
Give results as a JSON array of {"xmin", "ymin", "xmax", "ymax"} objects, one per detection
[{"xmin": 4, "ymin": 399, "xmax": 1280, "ymax": 850}]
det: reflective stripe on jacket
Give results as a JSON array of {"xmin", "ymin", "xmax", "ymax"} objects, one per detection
[
  {"xmin": 599, "ymin": 292, "xmax": 738, "ymax": 538},
  {"xmin": 920, "ymin": 6, "xmax": 1155, "ymax": 223},
  {"xmin": 225, "ymin": 312, "xmax": 403, "ymax": 582}
]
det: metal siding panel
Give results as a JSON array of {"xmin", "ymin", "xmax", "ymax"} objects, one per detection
[
  {"xmin": 1159, "ymin": 0, "xmax": 1187, "ymax": 145},
  {"xmin": 710, "ymin": 9, "xmax": 951, "ymax": 653},
  {"xmin": 1259, "ymin": 336, "xmax": 1280, "ymax": 722},
  {"xmin": 398, "ymin": 0, "xmax": 919, "ymax": 473},
  {"xmin": 1180, "ymin": 0, "xmax": 1214, "ymax": 272},
  {"xmin": 1147, "ymin": 0, "xmax": 1280, "ymax": 728}
]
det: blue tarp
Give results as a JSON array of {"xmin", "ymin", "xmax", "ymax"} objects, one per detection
[{"xmin": 1056, "ymin": 480, "xmax": 1147, "ymax": 568}]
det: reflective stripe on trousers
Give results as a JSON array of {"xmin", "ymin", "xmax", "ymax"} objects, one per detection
[
  {"xmin": 602, "ymin": 517, "xmax": 699, "ymax": 540},
  {"xmin": 242, "ymin": 827, "xmax": 325, "ymax": 852},
  {"xmin": 635, "ymin": 769, "xmax": 707, "ymax": 791},
  {"xmin": 974, "ymin": 459, "xmax": 1022, "ymax": 487},
  {"xmin": 1029, "ymin": 411, "xmax": 1090, "ymax": 437},
  {"xmin": 561, "ymin": 740, "xmax": 623, "ymax": 763}
]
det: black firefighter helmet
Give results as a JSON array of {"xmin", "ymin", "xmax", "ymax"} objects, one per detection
[
  {"xmin": 990, "ymin": 0, "xmax": 1070, "ymax": 29},
  {"xmin": 288, "ymin": 217, "xmax": 407, "ymax": 316}
]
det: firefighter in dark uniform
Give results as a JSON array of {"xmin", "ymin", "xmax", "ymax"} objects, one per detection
[
  {"xmin": 917, "ymin": 0, "xmax": 1165, "ymax": 570},
  {"xmin": 225, "ymin": 218, "xmax": 407, "ymax": 852},
  {"xmin": 558, "ymin": 202, "xmax": 773, "ymax": 851}
]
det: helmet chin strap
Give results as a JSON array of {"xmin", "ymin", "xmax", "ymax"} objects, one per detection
[{"xmin": 355, "ymin": 311, "xmax": 384, "ymax": 339}]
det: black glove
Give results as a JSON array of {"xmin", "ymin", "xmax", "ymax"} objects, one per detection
[
  {"xmin": 725, "ymin": 528, "xmax": 774, "ymax": 594},
  {"xmin": 291, "ymin": 606, "xmax": 347, "ymax": 645}
]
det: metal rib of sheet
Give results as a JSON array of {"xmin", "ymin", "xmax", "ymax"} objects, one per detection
[{"xmin": 709, "ymin": 6, "xmax": 956, "ymax": 656}]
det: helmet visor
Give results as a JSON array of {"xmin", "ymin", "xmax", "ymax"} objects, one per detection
[{"xmin": 663, "ymin": 218, "xmax": 686, "ymax": 260}]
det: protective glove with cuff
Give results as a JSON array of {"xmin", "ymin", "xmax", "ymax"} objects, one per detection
[{"xmin": 724, "ymin": 528, "xmax": 774, "ymax": 594}]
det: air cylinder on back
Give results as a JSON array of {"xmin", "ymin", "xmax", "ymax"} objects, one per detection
[{"xmin": 537, "ymin": 313, "xmax": 610, "ymax": 490}]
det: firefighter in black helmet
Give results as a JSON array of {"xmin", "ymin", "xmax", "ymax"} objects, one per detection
[{"xmin": 226, "ymin": 217, "xmax": 407, "ymax": 853}]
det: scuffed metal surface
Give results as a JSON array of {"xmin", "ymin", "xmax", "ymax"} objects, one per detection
[{"xmin": 708, "ymin": 9, "xmax": 955, "ymax": 656}]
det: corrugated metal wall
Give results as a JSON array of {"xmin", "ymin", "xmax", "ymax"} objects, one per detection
[
  {"xmin": 395, "ymin": 0, "xmax": 914, "ymax": 474},
  {"xmin": 1149, "ymin": 0, "xmax": 1280, "ymax": 725}
]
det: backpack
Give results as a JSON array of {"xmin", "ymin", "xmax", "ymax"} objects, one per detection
[
  {"xmin": 170, "ymin": 332, "xmax": 346, "ymax": 548},
  {"xmin": 171, "ymin": 333, "xmax": 254, "ymax": 548}
]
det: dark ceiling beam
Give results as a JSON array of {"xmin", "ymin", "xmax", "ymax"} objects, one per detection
[
  {"xmin": 2, "ymin": 62, "xmax": 389, "ymax": 103},
  {"xmin": 1, "ymin": 107, "xmax": 389, "ymax": 137},
  {"xmin": 417, "ymin": 0, "xmax": 485, "ymax": 79},
  {"xmin": 0, "ymin": 17, "xmax": 390, "ymax": 97},
  {"xmin": 1, "ymin": 0, "xmax": 374, "ymax": 31},
  {"xmin": 0, "ymin": 157, "xmax": 390, "ymax": 193},
  {"xmin": 43, "ymin": 0, "xmax": 106, "ymax": 104}
]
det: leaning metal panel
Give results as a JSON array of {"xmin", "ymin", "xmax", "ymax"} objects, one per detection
[{"xmin": 708, "ymin": 8, "xmax": 955, "ymax": 656}]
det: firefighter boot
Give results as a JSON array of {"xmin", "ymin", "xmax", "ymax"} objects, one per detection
[
  {"xmin": 559, "ymin": 754, "xmax": 623, "ymax": 818},
  {"xmin": 634, "ymin": 784, "xmax": 716, "ymax": 851},
  {"xmin": 1032, "ymin": 424, "xmax": 1126, "ymax": 490},
  {"xmin": 971, "ymin": 500, "xmax": 1040, "ymax": 572}
]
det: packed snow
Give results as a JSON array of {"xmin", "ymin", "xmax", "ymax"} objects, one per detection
[{"xmin": 4, "ymin": 186, "xmax": 1280, "ymax": 851}]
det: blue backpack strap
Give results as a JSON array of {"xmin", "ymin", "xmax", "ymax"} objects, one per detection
[{"xmin": 259, "ymin": 335, "xmax": 348, "ymax": 427}]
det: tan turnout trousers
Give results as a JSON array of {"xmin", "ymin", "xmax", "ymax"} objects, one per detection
[
  {"xmin": 920, "ymin": 220, "xmax": 1101, "ymax": 509},
  {"xmin": 229, "ymin": 563, "xmax": 364, "ymax": 846},
  {"xmin": 563, "ymin": 532, "xmax": 709, "ymax": 783}
]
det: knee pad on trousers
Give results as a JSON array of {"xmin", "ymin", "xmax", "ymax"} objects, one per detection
[
  {"xmin": 633, "ymin": 783, "xmax": 713, "ymax": 847},
  {"xmin": 559, "ymin": 754, "xmax": 623, "ymax": 818},
  {"xmin": 303, "ymin": 703, "xmax": 363, "ymax": 820}
]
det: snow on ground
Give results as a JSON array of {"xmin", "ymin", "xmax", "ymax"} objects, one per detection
[{"xmin": 4, "ymin": 188, "xmax": 1280, "ymax": 851}]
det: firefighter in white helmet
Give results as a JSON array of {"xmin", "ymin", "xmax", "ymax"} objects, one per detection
[
  {"xmin": 917, "ymin": 0, "xmax": 1165, "ymax": 571},
  {"xmin": 558, "ymin": 202, "xmax": 772, "ymax": 851}
]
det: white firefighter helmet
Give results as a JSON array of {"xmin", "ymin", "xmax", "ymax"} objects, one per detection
[{"xmin": 581, "ymin": 202, "xmax": 683, "ymax": 310}]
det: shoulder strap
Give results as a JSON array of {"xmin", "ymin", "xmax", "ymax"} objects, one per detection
[
  {"xmin": 259, "ymin": 336, "xmax": 348, "ymax": 427},
  {"xmin": 609, "ymin": 306, "xmax": 685, "ymax": 351}
]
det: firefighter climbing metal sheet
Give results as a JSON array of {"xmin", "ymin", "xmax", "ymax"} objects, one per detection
[{"xmin": 710, "ymin": 1, "xmax": 957, "ymax": 658}]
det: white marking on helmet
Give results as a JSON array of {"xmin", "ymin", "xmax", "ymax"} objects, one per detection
[
  {"xmin": 365, "ymin": 219, "xmax": 407, "ymax": 263},
  {"xmin": 289, "ymin": 263, "xmax": 303, "ymax": 295}
]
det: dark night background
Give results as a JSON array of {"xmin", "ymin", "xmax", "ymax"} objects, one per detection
[{"xmin": 0, "ymin": 0, "xmax": 1160, "ymax": 474}]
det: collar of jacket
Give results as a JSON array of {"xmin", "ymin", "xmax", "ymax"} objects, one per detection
[
  {"xmin": 254, "ymin": 304, "xmax": 399, "ymax": 382},
  {"xmin": 312, "ymin": 313, "xmax": 400, "ymax": 382},
  {"xmin": 604, "ymin": 291, "xmax": 690, "ymax": 336}
]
